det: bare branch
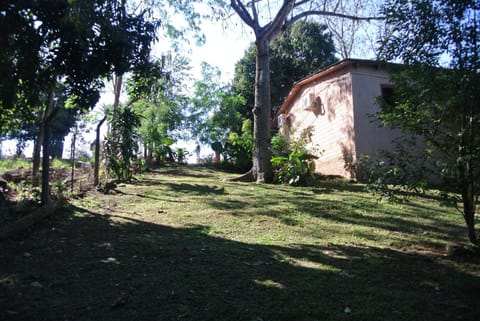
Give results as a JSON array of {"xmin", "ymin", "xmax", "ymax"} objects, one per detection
[
  {"xmin": 231, "ymin": 0, "xmax": 256, "ymax": 29},
  {"xmin": 285, "ymin": 10, "xmax": 383, "ymax": 34},
  {"xmin": 261, "ymin": 0, "xmax": 296, "ymax": 42},
  {"xmin": 286, "ymin": 10, "xmax": 383, "ymax": 29},
  {"xmin": 294, "ymin": 0, "xmax": 311, "ymax": 8},
  {"xmin": 247, "ymin": 0, "xmax": 259, "ymax": 30}
]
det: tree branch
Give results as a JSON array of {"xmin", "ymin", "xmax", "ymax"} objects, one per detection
[
  {"xmin": 261, "ymin": 0, "xmax": 295, "ymax": 42},
  {"xmin": 285, "ymin": 10, "xmax": 383, "ymax": 30},
  {"xmin": 231, "ymin": 0, "xmax": 256, "ymax": 29}
]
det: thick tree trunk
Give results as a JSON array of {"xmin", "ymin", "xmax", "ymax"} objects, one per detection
[
  {"xmin": 146, "ymin": 146, "xmax": 153, "ymax": 169},
  {"xmin": 461, "ymin": 182, "xmax": 477, "ymax": 244},
  {"xmin": 252, "ymin": 40, "xmax": 273, "ymax": 183}
]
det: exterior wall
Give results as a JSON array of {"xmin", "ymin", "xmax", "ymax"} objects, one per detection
[
  {"xmin": 279, "ymin": 60, "xmax": 433, "ymax": 181},
  {"xmin": 280, "ymin": 70, "xmax": 356, "ymax": 178},
  {"xmin": 349, "ymin": 66, "xmax": 401, "ymax": 173}
]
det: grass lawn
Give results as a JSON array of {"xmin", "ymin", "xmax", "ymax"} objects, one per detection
[{"xmin": 1, "ymin": 165, "xmax": 479, "ymax": 321}]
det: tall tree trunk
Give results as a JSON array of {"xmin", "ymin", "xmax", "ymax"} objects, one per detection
[
  {"xmin": 113, "ymin": 73, "xmax": 123, "ymax": 112},
  {"xmin": 32, "ymin": 126, "xmax": 44, "ymax": 186},
  {"xmin": 462, "ymin": 182, "xmax": 477, "ymax": 244},
  {"xmin": 70, "ymin": 129, "xmax": 76, "ymax": 194},
  {"xmin": 40, "ymin": 89, "xmax": 59, "ymax": 205},
  {"xmin": 94, "ymin": 115, "xmax": 107, "ymax": 186},
  {"xmin": 40, "ymin": 119, "xmax": 51, "ymax": 205},
  {"xmin": 51, "ymin": 139, "xmax": 64, "ymax": 159},
  {"xmin": 252, "ymin": 40, "xmax": 273, "ymax": 183}
]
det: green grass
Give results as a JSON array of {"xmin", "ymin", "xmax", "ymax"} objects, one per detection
[
  {"xmin": 0, "ymin": 158, "xmax": 31, "ymax": 172},
  {"xmin": 0, "ymin": 165, "xmax": 478, "ymax": 321}
]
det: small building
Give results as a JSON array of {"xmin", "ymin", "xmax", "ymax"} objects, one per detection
[{"xmin": 275, "ymin": 59, "xmax": 400, "ymax": 179}]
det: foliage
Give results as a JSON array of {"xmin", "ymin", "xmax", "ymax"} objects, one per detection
[
  {"xmin": 105, "ymin": 105, "xmax": 141, "ymax": 182},
  {"xmin": 358, "ymin": 153, "xmax": 428, "ymax": 203},
  {"xmin": 51, "ymin": 158, "xmax": 72, "ymax": 170},
  {"xmin": 0, "ymin": 158, "xmax": 31, "ymax": 172},
  {"xmin": 188, "ymin": 63, "xmax": 245, "ymax": 145},
  {"xmin": 5, "ymin": 84, "xmax": 79, "ymax": 159},
  {"xmin": 271, "ymin": 127, "xmax": 318, "ymax": 186},
  {"xmin": 378, "ymin": 0, "xmax": 480, "ymax": 243},
  {"xmin": 0, "ymin": 0, "xmax": 158, "ymax": 133},
  {"xmin": 224, "ymin": 119, "xmax": 254, "ymax": 171},
  {"xmin": 129, "ymin": 55, "xmax": 190, "ymax": 165}
]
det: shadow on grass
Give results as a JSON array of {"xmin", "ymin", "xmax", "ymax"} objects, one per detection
[
  {"xmin": 1, "ymin": 205, "xmax": 479, "ymax": 321},
  {"xmin": 162, "ymin": 182, "xmax": 226, "ymax": 196},
  {"xmin": 147, "ymin": 165, "xmax": 221, "ymax": 179},
  {"xmin": 206, "ymin": 182, "xmax": 465, "ymax": 246}
]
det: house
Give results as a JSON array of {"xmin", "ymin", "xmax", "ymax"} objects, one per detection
[{"xmin": 274, "ymin": 59, "xmax": 401, "ymax": 180}]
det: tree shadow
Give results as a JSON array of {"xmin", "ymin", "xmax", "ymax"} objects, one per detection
[
  {"xmin": 162, "ymin": 182, "xmax": 226, "ymax": 196},
  {"xmin": 1, "ymin": 204, "xmax": 478, "ymax": 321}
]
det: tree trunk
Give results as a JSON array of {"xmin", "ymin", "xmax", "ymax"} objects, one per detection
[
  {"xmin": 94, "ymin": 115, "xmax": 107, "ymax": 186},
  {"xmin": 0, "ymin": 200, "xmax": 64, "ymax": 240},
  {"xmin": 146, "ymin": 146, "xmax": 153, "ymax": 169},
  {"xmin": 461, "ymin": 181, "xmax": 477, "ymax": 244},
  {"xmin": 252, "ymin": 40, "xmax": 273, "ymax": 183},
  {"xmin": 32, "ymin": 127, "xmax": 44, "ymax": 186},
  {"xmin": 50, "ymin": 139, "xmax": 64, "ymax": 159},
  {"xmin": 40, "ymin": 89, "xmax": 59, "ymax": 205},
  {"xmin": 113, "ymin": 73, "xmax": 123, "ymax": 112},
  {"xmin": 70, "ymin": 130, "xmax": 76, "ymax": 194},
  {"xmin": 40, "ymin": 119, "xmax": 51, "ymax": 205}
]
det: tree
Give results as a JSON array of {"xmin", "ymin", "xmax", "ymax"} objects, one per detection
[
  {"xmin": 129, "ymin": 54, "xmax": 191, "ymax": 167},
  {"xmin": 228, "ymin": 0, "xmax": 378, "ymax": 182},
  {"xmin": 1, "ymin": 0, "xmax": 158, "ymax": 204},
  {"xmin": 189, "ymin": 63, "xmax": 245, "ymax": 144},
  {"xmin": 187, "ymin": 63, "xmax": 251, "ymax": 169},
  {"xmin": 377, "ymin": 0, "xmax": 480, "ymax": 244},
  {"xmin": 232, "ymin": 20, "xmax": 337, "ymax": 120},
  {"xmin": 6, "ymin": 85, "xmax": 78, "ymax": 160},
  {"xmin": 105, "ymin": 105, "xmax": 141, "ymax": 182}
]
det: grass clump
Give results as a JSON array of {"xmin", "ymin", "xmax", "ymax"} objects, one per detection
[{"xmin": 0, "ymin": 158, "xmax": 30, "ymax": 172}]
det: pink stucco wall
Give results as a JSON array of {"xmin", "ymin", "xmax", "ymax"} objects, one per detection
[{"xmin": 279, "ymin": 61, "xmax": 399, "ymax": 179}]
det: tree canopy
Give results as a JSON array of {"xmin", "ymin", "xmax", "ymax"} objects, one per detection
[
  {"xmin": 0, "ymin": 0, "xmax": 158, "ymax": 133},
  {"xmin": 377, "ymin": 0, "xmax": 480, "ymax": 244}
]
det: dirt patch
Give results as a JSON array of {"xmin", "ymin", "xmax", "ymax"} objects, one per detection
[{"xmin": 0, "ymin": 166, "xmax": 94, "ymax": 227}]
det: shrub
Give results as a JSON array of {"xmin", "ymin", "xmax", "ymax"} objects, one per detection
[{"xmin": 271, "ymin": 126, "xmax": 318, "ymax": 186}]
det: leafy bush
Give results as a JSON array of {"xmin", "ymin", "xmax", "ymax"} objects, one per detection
[
  {"xmin": 271, "ymin": 126, "xmax": 318, "ymax": 186},
  {"xmin": 105, "ymin": 105, "xmax": 141, "ymax": 182},
  {"xmin": 223, "ymin": 119, "xmax": 253, "ymax": 171},
  {"xmin": 357, "ymin": 151, "xmax": 429, "ymax": 202}
]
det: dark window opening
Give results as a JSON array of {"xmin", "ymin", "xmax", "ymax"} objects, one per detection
[{"xmin": 381, "ymin": 84, "xmax": 395, "ymax": 107}]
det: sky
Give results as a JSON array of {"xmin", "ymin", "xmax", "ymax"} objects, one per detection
[{"xmin": 189, "ymin": 20, "xmax": 253, "ymax": 82}]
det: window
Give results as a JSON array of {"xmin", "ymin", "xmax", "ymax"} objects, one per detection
[{"xmin": 381, "ymin": 84, "xmax": 395, "ymax": 107}]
